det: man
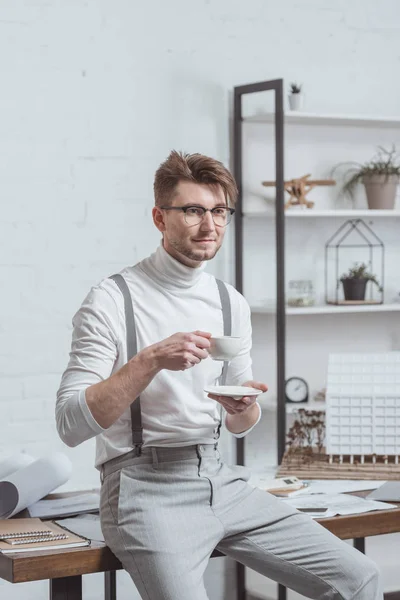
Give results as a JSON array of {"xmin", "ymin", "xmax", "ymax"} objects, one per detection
[{"xmin": 56, "ymin": 151, "xmax": 382, "ymax": 600}]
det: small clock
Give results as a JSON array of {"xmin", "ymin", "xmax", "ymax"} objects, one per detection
[{"xmin": 285, "ymin": 377, "xmax": 309, "ymax": 404}]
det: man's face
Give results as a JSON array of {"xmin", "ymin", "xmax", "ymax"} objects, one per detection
[{"xmin": 153, "ymin": 181, "xmax": 228, "ymax": 268}]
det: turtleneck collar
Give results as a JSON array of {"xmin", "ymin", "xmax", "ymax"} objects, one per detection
[{"xmin": 140, "ymin": 242, "xmax": 207, "ymax": 290}]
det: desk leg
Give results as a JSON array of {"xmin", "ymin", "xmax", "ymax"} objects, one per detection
[
  {"xmin": 237, "ymin": 562, "xmax": 246, "ymax": 600},
  {"xmin": 278, "ymin": 583, "xmax": 287, "ymax": 600},
  {"xmin": 105, "ymin": 570, "xmax": 117, "ymax": 600},
  {"xmin": 354, "ymin": 538, "xmax": 365, "ymax": 554},
  {"xmin": 50, "ymin": 575, "xmax": 82, "ymax": 600}
]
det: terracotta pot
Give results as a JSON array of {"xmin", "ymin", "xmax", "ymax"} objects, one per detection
[
  {"xmin": 362, "ymin": 174, "xmax": 399, "ymax": 210},
  {"xmin": 342, "ymin": 278, "xmax": 368, "ymax": 301}
]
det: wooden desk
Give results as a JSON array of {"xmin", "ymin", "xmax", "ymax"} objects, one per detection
[{"xmin": 0, "ymin": 501, "xmax": 399, "ymax": 600}]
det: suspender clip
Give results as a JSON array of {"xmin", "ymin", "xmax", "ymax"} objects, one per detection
[{"xmin": 133, "ymin": 444, "xmax": 143, "ymax": 457}]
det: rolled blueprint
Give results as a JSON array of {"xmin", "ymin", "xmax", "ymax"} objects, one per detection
[
  {"xmin": 0, "ymin": 453, "xmax": 72, "ymax": 518},
  {"xmin": 0, "ymin": 453, "xmax": 36, "ymax": 480}
]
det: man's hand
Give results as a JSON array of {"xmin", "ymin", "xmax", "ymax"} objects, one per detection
[
  {"xmin": 207, "ymin": 380, "xmax": 268, "ymax": 415},
  {"xmin": 152, "ymin": 331, "xmax": 211, "ymax": 371},
  {"xmin": 208, "ymin": 380, "xmax": 267, "ymax": 435}
]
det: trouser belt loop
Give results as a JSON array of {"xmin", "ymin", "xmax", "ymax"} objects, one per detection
[{"xmin": 151, "ymin": 447, "xmax": 158, "ymax": 468}]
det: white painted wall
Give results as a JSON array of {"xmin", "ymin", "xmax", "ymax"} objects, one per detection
[{"xmin": 1, "ymin": 1, "xmax": 400, "ymax": 598}]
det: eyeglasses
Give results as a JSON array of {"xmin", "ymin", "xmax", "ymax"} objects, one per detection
[{"xmin": 159, "ymin": 205, "xmax": 235, "ymax": 227}]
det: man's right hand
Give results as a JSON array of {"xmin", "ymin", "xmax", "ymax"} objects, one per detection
[
  {"xmin": 152, "ymin": 331, "xmax": 212, "ymax": 371},
  {"xmin": 86, "ymin": 331, "xmax": 211, "ymax": 430}
]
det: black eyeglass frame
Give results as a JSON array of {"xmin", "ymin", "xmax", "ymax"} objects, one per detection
[{"xmin": 159, "ymin": 205, "xmax": 235, "ymax": 227}]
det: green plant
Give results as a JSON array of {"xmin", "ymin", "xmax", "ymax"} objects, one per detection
[
  {"xmin": 289, "ymin": 82, "xmax": 302, "ymax": 94},
  {"xmin": 332, "ymin": 145, "xmax": 400, "ymax": 200},
  {"xmin": 340, "ymin": 262, "xmax": 383, "ymax": 291}
]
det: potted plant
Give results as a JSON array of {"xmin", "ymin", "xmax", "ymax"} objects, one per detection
[
  {"xmin": 333, "ymin": 145, "xmax": 400, "ymax": 210},
  {"xmin": 288, "ymin": 82, "xmax": 304, "ymax": 111},
  {"xmin": 340, "ymin": 262, "xmax": 383, "ymax": 301}
]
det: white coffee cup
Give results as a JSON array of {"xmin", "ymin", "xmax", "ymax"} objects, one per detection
[{"xmin": 209, "ymin": 336, "xmax": 242, "ymax": 361}]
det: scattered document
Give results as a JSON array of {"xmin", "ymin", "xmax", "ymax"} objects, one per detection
[
  {"xmin": 366, "ymin": 481, "xmax": 400, "ymax": 502},
  {"xmin": 296, "ymin": 480, "xmax": 386, "ymax": 495},
  {"xmin": 28, "ymin": 492, "xmax": 100, "ymax": 519},
  {"xmin": 0, "ymin": 453, "xmax": 72, "ymax": 519},
  {"xmin": 248, "ymin": 471, "xmax": 385, "ymax": 497},
  {"xmin": 283, "ymin": 493, "xmax": 396, "ymax": 519},
  {"xmin": 55, "ymin": 514, "xmax": 104, "ymax": 543}
]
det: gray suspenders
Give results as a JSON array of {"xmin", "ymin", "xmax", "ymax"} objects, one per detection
[
  {"xmin": 109, "ymin": 274, "xmax": 232, "ymax": 455},
  {"xmin": 215, "ymin": 278, "xmax": 231, "ymax": 387},
  {"xmin": 109, "ymin": 274, "xmax": 143, "ymax": 449}
]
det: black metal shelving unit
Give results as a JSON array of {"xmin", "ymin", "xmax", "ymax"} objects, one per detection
[{"xmin": 233, "ymin": 78, "xmax": 287, "ymax": 600}]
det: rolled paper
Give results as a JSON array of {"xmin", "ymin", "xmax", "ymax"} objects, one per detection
[
  {"xmin": 0, "ymin": 453, "xmax": 36, "ymax": 480},
  {"xmin": 0, "ymin": 453, "xmax": 72, "ymax": 519}
]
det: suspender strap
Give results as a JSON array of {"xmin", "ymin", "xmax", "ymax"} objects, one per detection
[
  {"xmin": 215, "ymin": 278, "xmax": 232, "ymax": 439},
  {"xmin": 109, "ymin": 274, "xmax": 143, "ymax": 453},
  {"xmin": 215, "ymin": 278, "xmax": 231, "ymax": 384},
  {"xmin": 109, "ymin": 274, "xmax": 232, "ymax": 449}
]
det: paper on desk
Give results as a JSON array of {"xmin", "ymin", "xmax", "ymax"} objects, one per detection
[
  {"xmin": 0, "ymin": 453, "xmax": 72, "ymax": 519},
  {"xmin": 297, "ymin": 480, "xmax": 386, "ymax": 495},
  {"xmin": 283, "ymin": 493, "xmax": 396, "ymax": 519},
  {"xmin": 28, "ymin": 492, "xmax": 100, "ymax": 519},
  {"xmin": 55, "ymin": 514, "xmax": 104, "ymax": 543}
]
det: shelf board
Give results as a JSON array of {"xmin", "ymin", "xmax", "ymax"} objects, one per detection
[
  {"xmin": 243, "ymin": 209, "xmax": 400, "ymax": 218},
  {"xmin": 263, "ymin": 401, "xmax": 326, "ymax": 413},
  {"xmin": 251, "ymin": 303, "xmax": 400, "ymax": 315},
  {"xmin": 244, "ymin": 111, "xmax": 400, "ymax": 128}
]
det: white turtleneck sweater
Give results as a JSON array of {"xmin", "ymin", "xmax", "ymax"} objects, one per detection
[{"xmin": 56, "ymin": 244, "xmax": 261, "ymax": 468}]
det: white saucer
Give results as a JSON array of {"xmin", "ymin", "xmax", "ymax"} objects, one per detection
[{"xmin": 204, "ymin": 385, "xmax": 264, "ymax": 400}]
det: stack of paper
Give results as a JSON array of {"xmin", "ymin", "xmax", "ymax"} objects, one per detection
[
  {"xmin": 27, "ymin": 492, "xmax": 100, "ymax": 519},
  {"xmin": 249, "ymin": 472, "xmax": 394, "ymax": 518},
  {"xmin": 283, "ymin": 493, "xmax": 396, "ymax": 519},
  {"xmin": 295, "ymin": 480, "xmax": 386, "ymax": 495}
]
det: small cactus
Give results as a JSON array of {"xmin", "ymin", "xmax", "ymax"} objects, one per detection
[{"xmin": 290, "ymin": 82, "xmax": 302, "ymax": 94}]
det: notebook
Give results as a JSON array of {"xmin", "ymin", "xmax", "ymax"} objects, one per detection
[
  {"xmin": 366, "ymin": 482, "xmax": 400, "ymax": 502},
  {"xmin": 0, "ymin": 518, "xmax": 91, "ymax": 554}
]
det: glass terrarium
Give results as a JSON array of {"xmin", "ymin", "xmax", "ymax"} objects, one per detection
[
  {"xmin": 287, "ymin": 279, "xmax": 315, "ymax": 308},
  {"xmin": 325, "ymin": 219, "xmax": 384, "ymax": 305}
]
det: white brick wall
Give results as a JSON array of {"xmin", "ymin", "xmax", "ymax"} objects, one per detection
[{"xmin": 1, "ymin": 1, "xmax": 400, "ymax": 598}]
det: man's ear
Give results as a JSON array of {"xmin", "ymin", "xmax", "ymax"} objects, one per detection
[{"xmin": 152, "ymin": 206, "xmax": 166, "ymax": 233}]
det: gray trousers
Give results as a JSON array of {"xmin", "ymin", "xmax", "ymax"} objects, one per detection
[{"xmin": 100, "ymin": 444, "xmax": 382, "ymax": 600}]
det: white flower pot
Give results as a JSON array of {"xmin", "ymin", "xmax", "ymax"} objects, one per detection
[{"xmin": 288, "ymin": 93, "xmax": 304, "ymax": 111}]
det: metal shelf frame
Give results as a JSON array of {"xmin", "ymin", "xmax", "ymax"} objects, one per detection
[
  {"xmin": 233, "ymin": 78, "xmax": 286, "ymax": 468},
  {"xmin": 233, "ymin": 78, "xmax": 286, "ymax": 600}
]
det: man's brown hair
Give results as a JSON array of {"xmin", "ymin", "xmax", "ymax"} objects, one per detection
[{"xmin": 154, "ymin": 150, "xmax": 238, "ymax": 207}]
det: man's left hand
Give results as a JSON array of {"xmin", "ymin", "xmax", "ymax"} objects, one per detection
[{"xmin": 207, "ymin": 380, "xmax": 268, "ymax": 415}]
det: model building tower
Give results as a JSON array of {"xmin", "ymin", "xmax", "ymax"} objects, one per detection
[{"xmin": 326, "ymin": 353, "xmax": 400, "ymax": 457}]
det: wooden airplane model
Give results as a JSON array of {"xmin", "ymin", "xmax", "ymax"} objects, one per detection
[{"xmin": 262, "ymin": 174, "xmax": 336, "ymax": 209}]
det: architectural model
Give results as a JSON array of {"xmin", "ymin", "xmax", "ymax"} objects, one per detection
[{"xmin": 326, "ymin": 352, "xmax": 400, "ymax": 458}]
